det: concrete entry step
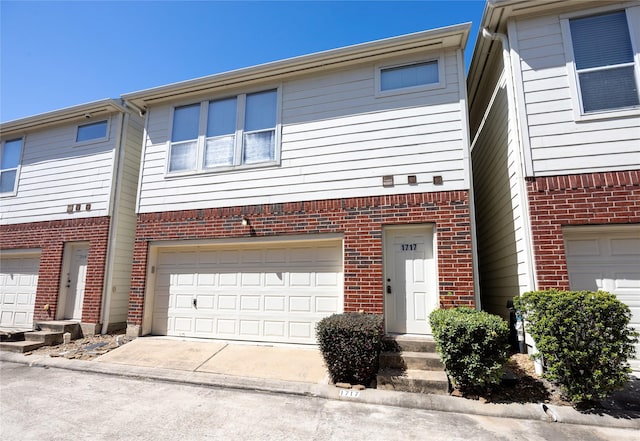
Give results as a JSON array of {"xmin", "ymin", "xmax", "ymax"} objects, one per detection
[
  {"xmin": 379, "ymin": 351, "xmax": 444, "ymax": 370},
  {"xmin": 377, "ymin": 368, "xmax": 449, "ymax": 395},
  {"xmin": 382, "ymin": 335, "xmax": 437, "ymax": 353},
  {"xmin": 35, "ymin": 321, "xmax": 82, "ymax": 339},
  {"xmin": 0, "ymin": 340, "xmax": 45, "ymax": 353},
  {"xmin": 25, "ymin": 330, "xmax": 64, "ymax": 346},
  {"xmin": 0, "ymin": 330, "xmax": 26, "ymax": 342}
]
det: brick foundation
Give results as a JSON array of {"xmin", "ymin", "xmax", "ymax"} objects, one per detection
[
  {"xmin": 128, "ymin": 191, "xmax": 475, "ymax": 326},
  {"xmin": 527, "ymin": 170, "xmax": 640, "ymax": 290},
  {"xmin": 0, "ymin": 217, "xmax": 110, "ymax": 324}
]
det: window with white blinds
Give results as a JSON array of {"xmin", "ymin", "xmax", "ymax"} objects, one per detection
[
  {"xmin": 569, "ymin": 11, "xmax": 639, "ymax": 113},
  {"xmin": 168, "ymin": 89, "xmax": 279, "ymax": 174}
]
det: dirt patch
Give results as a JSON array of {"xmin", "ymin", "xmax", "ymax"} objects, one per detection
[
  {"xmin": 450, "ymin": 353, "xmax": 571, "ymax": 406},
  {"xmin": 25, "ymin": 333, "xmax": 131, "ymax": 361}
]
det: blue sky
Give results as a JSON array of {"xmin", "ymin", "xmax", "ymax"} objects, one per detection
[{"xmin": 0, "ymin": 0, "xmax": 486, "ymax": 123}]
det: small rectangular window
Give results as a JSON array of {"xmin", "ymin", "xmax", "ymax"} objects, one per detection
[
  {"xmin": 380, "ymin": 60, "xmax": 439, "ymax": 92},
  {"xmin": 76, "ymin": 120, "xmax": 108, "ymax": 142},
  {"xmin": 1, "ymin": 138, "xmax": 23, "ymax": 194},
  {"xmin": 569, "ymin": 11, "xmax": 639, "ymax": 113}
]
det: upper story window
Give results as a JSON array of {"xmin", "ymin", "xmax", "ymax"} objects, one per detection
[
  {"xmin": 376, "ymin": 58, "xmax": 444, "ymax": 95},
  {"xmin": 76, "ymin": 120, "xmax": 108, "ymax": 143},
  {"xmin": 1, "ymin": 138, "xmax": 23, "ymax": 195},
  {"xmin": 169, "ymin": 89, "xmax": 279, "ymax": 174},
  {"xmin": 567, "ymin": 10, "xmax": 639, "ymax": 114}
]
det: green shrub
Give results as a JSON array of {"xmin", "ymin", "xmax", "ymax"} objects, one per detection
[
  {"xmin": 315, "ymin": 313, "xmax": 383, "ymax": 385},
  {"xmin": 514, "ymin": 289, "xmax": 638, "ymax": 404},
  {"xmin": 429, "ymin": 307, "xmax": 510, "ymax": 390}
]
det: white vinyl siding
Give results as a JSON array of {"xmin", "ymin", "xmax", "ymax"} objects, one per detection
[
  {"xmin": 0, "ymin": 117, "xmax": 120, "ymax": 224},
  {"xmin": 103, "ymin": 113, "xmax": 144, "ymax": 328},
  {"xmin": 138, "ymin": 49, "xmax": 468, "ymax": 214},
  {"xmin": 471, "ymin": 78, "xmax": 532, "ymax": 321},
  {"xmin": 512, "ymin": 9, "xmax": 640, "ymax": 177}
]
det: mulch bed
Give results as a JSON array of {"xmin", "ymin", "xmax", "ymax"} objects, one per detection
[{"xmin": 450, "ymin": 353, "xmax": 571, "ymax": 406}]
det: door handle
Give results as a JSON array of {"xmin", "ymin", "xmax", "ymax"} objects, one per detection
[
  {"xmin": 386, "ymin": 285, "xmax": 392, "ymax": 294},
  {"xmin": 193, "ymin": 298, "xmax": 197, "ymax": 308}
]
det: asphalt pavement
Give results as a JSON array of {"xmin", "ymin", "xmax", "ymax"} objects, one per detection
[{"xmin": 1, "ymin": 336, "xmax": 639, "ymax": 430}]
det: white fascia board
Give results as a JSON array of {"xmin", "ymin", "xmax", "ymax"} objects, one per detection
[
  {"xmin": 122, "ymin": 23, "xmax": 471, "ymax": 110},
  {"xmin": 0, "ymin": 99, "xmax": 126, "ymax": 137}
]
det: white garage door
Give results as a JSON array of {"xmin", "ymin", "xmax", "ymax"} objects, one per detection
[
  {"xmin": 564, "ymin": 227, "xmax": 640, "ymax": 372},
  {"xmin": 151, "ymin": 240, "xmax": 343, "ymax": 344},
  {"xmin": 0, "ymin": 256, "xmax": 40, "ymax": 330}
]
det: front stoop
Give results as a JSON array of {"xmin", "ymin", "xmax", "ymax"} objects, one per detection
[
  {"xmin": 377, "ymin": 335, "xmax": 449, "ymax": 395},
  {"xmin": 0, "ymin": 321, "xmax": 81, "ymax": 353},
  {"xmin": 36, "ymin": 321, "xmax": 83, "ymax": 340},
  {"xmin": 377, "ymin": 369, "xmax": 449, "ymax": 394}
]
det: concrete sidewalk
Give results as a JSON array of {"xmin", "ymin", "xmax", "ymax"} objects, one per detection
[
  {"xmin": 2, "ymin": 336, "xmax": 639, "ymax": 430},
  {"xmin": 96, "ymin": 337, "xmax": 329, "ymax": 384}
]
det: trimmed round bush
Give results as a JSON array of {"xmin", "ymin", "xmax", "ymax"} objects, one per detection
[
  {"xmin": 514, "ymin": 289, "xmax": 638, "ymax": 404},
  {"xmin": 315, "ymin": 313, "xmax": 383, "ymax": 385},
  {"xmin": 429, "ymin": 307, "xmax": 510, "ymax": 390}
]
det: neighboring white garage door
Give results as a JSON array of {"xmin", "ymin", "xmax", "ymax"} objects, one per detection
[
  {"xmin": 0, "ymin": 255, "xmax": 40, "ymax": 330},
  {"xmin": 564, "ymin": 227, "xmax": 640, "ymax": 372},
  {"xmin": 151, "ymin": 239, "xmax": 343, "ymax": 344}
]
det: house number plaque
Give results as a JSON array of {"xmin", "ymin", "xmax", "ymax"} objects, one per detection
[
  {"xmin": 339, "ymin": 389, "xmax": 361, "ymax": 398},
  {"xmin": 401, "ymin": 243, "xmax": 417, "ymax": 251}
]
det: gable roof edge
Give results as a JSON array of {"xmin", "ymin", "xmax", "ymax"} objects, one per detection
[{"xmin": 122, "ymin": 22, "xmax": 471, "ymax": 110}]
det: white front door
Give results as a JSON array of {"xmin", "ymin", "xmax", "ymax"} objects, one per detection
[
  {"xmin": 63, "ymin": 246, "xmax": 88, "ymax": 321},
  {"xmin": 384, "ymin": 226, "xmax": 438, "ymax": 335}
]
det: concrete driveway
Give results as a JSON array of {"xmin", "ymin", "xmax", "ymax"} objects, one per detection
[{"xmin": 96, "ymin": 337, "xmax": 329, "ymax": 384}]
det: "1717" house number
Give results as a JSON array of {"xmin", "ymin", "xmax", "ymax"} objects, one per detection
[{"xmin": 401, "ymin": 243, "xmax": 417, "ymax": 251}]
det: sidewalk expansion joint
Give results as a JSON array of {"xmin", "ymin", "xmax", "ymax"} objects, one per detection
[{"xmin": 193, "ymin": 343, "xmax": 228, "ymax": 372}]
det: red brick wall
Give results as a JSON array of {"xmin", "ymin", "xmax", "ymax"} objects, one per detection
[
  {"xmin": 128, "ymin": 191, "xmax": 474, "ymax": 326},
  {"xmin": 0, "ymin": 217, "xmax": 110, "ymax": 323},
  {"xmin": 527, "ymin": 170, "xmax": 640, "ymax": 290}
]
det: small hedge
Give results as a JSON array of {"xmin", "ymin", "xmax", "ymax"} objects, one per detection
[
  {"xmin": 514, "ymin": 289, "xmax": 638, "ymax": 404},
  {"xmin": 429, "ymin": 307, "xmax": 510, "ymax": 390},
  {"xmin": 315, "ymin": 313, "xmax": 383, "ymax": 385}
]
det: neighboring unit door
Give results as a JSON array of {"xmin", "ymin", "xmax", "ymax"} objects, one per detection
[
  {"xmin": 384, "ymin": 226, "xmax": 438, "ymax": 335},
  {"xmin": 151, "ymin": 239, "xmax": 343, "ymax": 344},
  {"xmin": 564, "ymin": 226, "xmax": 640, "ymax": 372},
  {"xmin": 63, "ymin": 246, "xmax": 88, "ymax": 321},
  {"xmin": 0, "ymin": 256, "xmax": 39, "ymax": 330}
]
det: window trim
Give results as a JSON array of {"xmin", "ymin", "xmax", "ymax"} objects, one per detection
[
  {"xmin": 375, "ymin": 55, "xmax": 445, "ymax": 97},
  {"xmin": 75, "ymin": 119, "xmax": 110, "ymax": 145},
  {"xmin": 165, "ymin": 86, "xmax": 282, "ymax": 177},
  {"xmin": 561, "ymin": 7, "xmax": 640, "ymax": 121},
  {"xmin": 0, "ymin": 137, "xmax": 24, "ymax": 197}
]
